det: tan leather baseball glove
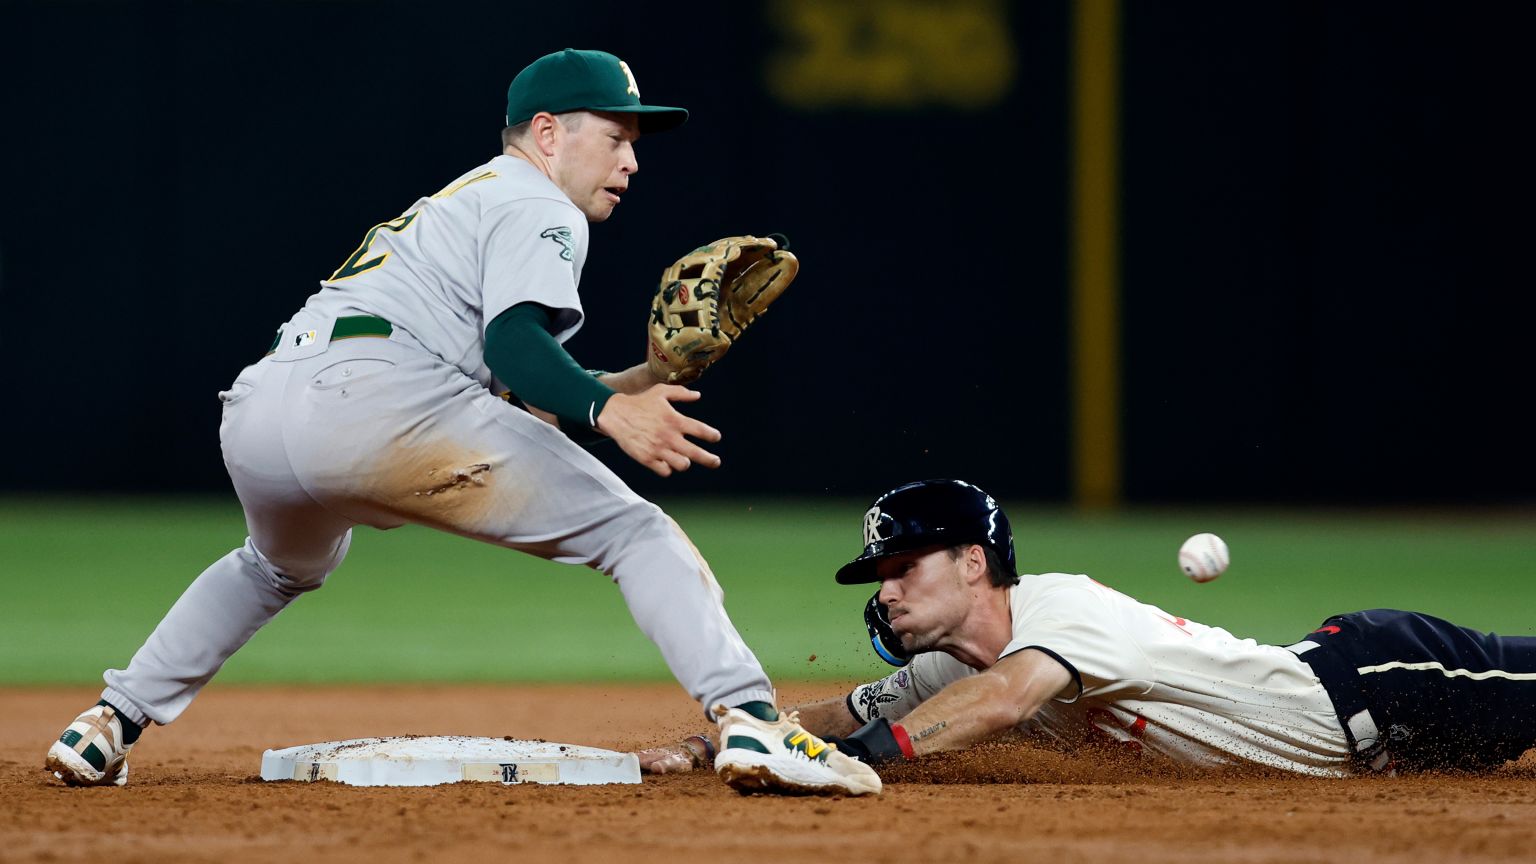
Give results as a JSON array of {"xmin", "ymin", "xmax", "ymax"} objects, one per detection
[{"xmin": 646, "ymin": 234, "xmax": 799, "ymax": 384}]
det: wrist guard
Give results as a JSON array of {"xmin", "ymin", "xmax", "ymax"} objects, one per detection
[
  {"xmin": 834, "ymin": 717, "xmax": 915, "ymax": 765},
  {"xmin": 680, "ymin": 734, "xmax": 716, "ymax": 768}
]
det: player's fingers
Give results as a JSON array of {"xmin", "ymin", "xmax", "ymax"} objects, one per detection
[
  {"xmin": 645, "ymin": 751, "xmax": 695, "ymax": 774},
  {"xmin": 663, "ymin": 451, "xmax": 692, "ymax": 473},
  {"xmin": 678, "ymin": 440, "xmax": 721, "ymax": 469},
  {"xmin": 660, "ymin": 385, "xmax": 702, "ymax": 403},
  {"xmin": 648, "ymin": 458, "xmax": 673, "ymax": 478},
  {"xmin": 637, "ymin": 750, "xmax": 678, "ymax": 773},
  {"xmin": 679, "ymin": 417, "xmax": 722, "ymax": 443}
]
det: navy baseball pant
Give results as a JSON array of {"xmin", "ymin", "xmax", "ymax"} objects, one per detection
[{"xmin": 1291, "ymin": 609, "xmax": 1536, "ymax": 772}]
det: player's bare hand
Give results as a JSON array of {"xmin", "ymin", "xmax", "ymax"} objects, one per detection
[
  {"xmin": 635, "ymin": 735, "xmax": 714, "ymax": 774},
  {"xmin": 595, "ymin": 386, "xmax": 722, "ymax": 476},
  {"xmin": 634, "ymin": 744, "xmax": 695, "ymax": 774}
]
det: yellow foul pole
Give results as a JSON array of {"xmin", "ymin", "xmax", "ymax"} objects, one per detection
[{"xmin": 1071, "ymin": 0, "xmax": 1122, "ymax": 510}]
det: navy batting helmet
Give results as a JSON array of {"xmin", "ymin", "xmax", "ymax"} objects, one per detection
[{"xmin": 834, "ymin": 479, "xmax": 1016, "ymax": 585}]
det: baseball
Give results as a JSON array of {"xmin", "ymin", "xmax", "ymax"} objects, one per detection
[{"xmin": 1179, "ymin": 533, "xmax": 1229, "ymax": 582}]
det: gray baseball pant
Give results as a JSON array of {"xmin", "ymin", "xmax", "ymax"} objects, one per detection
[{"xmin": 101, "ymin": 334, "xmax": 774, "ymax": 727}]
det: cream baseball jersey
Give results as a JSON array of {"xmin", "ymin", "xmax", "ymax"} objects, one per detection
[
  {"xmin": 299, "ymin": 155, "xmax": 589, "ymax": 388},
  {"xmin": 848, "ymin": 573, "xmax": 1356, "ymax": 775}
]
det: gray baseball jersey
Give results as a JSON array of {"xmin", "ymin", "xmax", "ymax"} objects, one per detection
[
  {"xmin": 302, "ymin": 156, "xmax": 589, "ymax": 388},
  {"xmin": 98, "ymin": 155, "xmax": 774, "ymax": 727},
  {"xmin": 848, "ymin": 573, "xmax": 1354, "ymax": 775}
]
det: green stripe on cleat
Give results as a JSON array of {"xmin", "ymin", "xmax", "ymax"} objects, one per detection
[
  {"xmin": 82, "ymin": 743, "xmax": 107, "ymax": 772},
  {"xmin": 725, "ymin": 736, "xmax": 771, "ymax": 754}
]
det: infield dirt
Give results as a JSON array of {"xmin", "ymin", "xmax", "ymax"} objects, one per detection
[{"xmin": 5, "ymin": 684, "xmax": 1535, "ymax": 863}]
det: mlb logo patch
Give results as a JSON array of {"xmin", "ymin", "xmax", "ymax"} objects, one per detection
[{"xmin": 293, "ymin": 330, "xmax": 318, "ymax": 348}]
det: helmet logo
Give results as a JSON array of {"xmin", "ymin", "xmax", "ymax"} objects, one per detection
[{"xmin": 863, "ymin": 506, "xmax": 884, "ymax": 546}]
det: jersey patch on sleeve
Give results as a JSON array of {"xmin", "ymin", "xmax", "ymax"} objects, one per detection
[{"xmin": 540, "ymin": 226, "xmax": 574, "ymax": 261}]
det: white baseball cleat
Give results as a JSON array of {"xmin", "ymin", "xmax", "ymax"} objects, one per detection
[
  {"xmin": 45, "ymin": 704, "xmax": 135, "ymax": 787},
  {"xmin": 713, "ymin": 705, "xmax": 882, "ymax": 796}
]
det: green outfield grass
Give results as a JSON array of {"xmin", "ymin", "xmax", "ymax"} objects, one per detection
[{"xmin": 1, "ymin": 496, "xmax": 1532, "ymax": 685}]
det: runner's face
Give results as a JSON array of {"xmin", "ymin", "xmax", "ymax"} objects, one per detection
[
  {"xmin": 552, "ymin": 111, "xmax": 639, "ymax": 222},
  {"xmin": 875, "ymin": 547, "xmax": 970, "ymax": 654}
]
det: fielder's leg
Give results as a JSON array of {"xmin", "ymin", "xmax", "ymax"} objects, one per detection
[
  {"xmin": 277, "ymin": 340, "xmax": 880, "ymax": 795},
  {"xmin": 106, "ymin": 358, "xmax": 356, "ymax": 724},
  {"xmin": 280, "ymin": 341, "xmax": 772, "ymax": 711},
  {"xmin": 47, "ymin": 359, "xmax": 354, "ymax": 786}
]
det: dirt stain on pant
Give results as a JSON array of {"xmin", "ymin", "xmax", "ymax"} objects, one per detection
[
  {"xmin": 365, "ymin": 442, "xmax": 510, "ymax": 536},
  {"xmin": 665, "ymin": 515, "xmax": 725, "ymax": 596},
  {"xmin": 419, "ymin": 462, "xmax": 493, "ymax": 497}
]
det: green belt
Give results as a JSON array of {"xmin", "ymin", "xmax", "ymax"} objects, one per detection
[{"xmin": 266, "ymin": 315, "xmax": 393, "ymax": 356}]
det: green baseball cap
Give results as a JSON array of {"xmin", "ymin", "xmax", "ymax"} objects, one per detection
[{"xmin": 505, "ymin": 49, "xmax": 688, "ymax": 134}]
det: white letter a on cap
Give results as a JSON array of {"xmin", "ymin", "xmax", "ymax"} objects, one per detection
[{"xmin": 619, "ymin": 60, "xmax": 640, "ymax": 97}]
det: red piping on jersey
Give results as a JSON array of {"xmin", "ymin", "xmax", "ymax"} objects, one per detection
[
  {"xmin": 1155, "ymin": 613, "xmax": 1193, "ymax": 636},
  {"xmin": 1085, "ymin": 708, "xmax": 1148, "ymax": 754}
]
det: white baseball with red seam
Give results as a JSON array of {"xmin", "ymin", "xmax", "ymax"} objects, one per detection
[{"xmin": 1179, "ymin": 533, "xmax": 1229, "ymax": 582}]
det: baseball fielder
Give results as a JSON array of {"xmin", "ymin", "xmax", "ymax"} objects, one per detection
[
  {"xmin": 643, "ymin": 480, "xmax": 1536, "ymax": 776},
  {"xmin": 46, "ymin": 48, "xmax": 878, "ymax": 798}
]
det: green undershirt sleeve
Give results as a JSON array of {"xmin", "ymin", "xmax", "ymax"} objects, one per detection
[{"xmin": 484, "ymin": 303, "xmax": 615, "ymax": 437}]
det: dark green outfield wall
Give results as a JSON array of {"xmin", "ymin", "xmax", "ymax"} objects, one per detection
[
  {"xmin": 1, "ymin": 1, "xmax": 1529, "ymax": 503},
  {"xmin": 5, "ymin": 497, "xmax": 1533, "ymax": 684}
]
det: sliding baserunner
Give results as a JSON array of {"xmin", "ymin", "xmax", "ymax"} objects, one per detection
[{"xmin": 643, "ymin": 479, "xmax": 1536, "ymax": 777}]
